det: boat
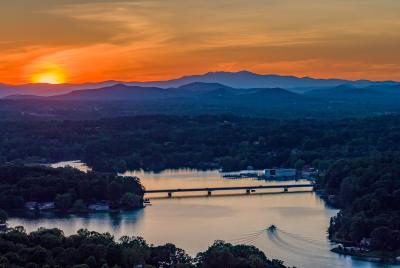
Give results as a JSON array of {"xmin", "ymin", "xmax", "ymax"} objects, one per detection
[
  {"xmin": 143, "ymin": 198, "xmax": 151, "ymax": 206},
  {"xmin": 267, "ymin": 225, "xmax": 277, "ymax": 233}
]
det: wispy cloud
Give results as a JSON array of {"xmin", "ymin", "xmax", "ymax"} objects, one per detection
[{"xmin": 1, "ymin": 0, "xmax": 400, "ymax": 83}]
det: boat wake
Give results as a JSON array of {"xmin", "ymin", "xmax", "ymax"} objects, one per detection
[
  {"xmin": 229, "ymin": 229, "xmax": 266, "ymax": 244},
  {"xmin": 277, "ymin": 228, "xmax": 327, "ymax": 247},
  {"xmin": 231, "ymin": 226, "xmax": 336, "ymax": 261}
]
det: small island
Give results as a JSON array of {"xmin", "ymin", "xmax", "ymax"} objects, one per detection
[{"xmin": 0, "ymin": 165, "xmax": 145, "ymax": 214}]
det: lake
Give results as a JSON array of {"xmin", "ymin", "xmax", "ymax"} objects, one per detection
[{"xmin": 8, "ymin": 161, "xmax": 396, "ymax": 268}]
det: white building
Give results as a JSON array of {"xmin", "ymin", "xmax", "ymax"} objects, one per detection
[
  {"xmin": 264, "ymin": 169, "xmax": 296, "ymax": 178},
  {"xmin": 221, "ymin": 168, "xmax": 296, "ymax": 178},
  {"xmin": 88, "ymin": 201, "xmax": 110, "ymax": 211},
  {"xmin": 221, "ymin": 170, "xmax": 263, "ymax": 177}
]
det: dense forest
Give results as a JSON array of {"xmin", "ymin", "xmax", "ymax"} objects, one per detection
[
  {"xmin": 317, "ymin": 155, "xmax": 400, "ymax": 252},
  {"xmin": 1, "ymin": 114, "xmax": 400, "ymax": 254},
  {"xmin": 2, "ymin": 115, "xmax": 400, "ymax": 172},
  {"xmin": 0, "ymin": 227, "xmax": 288, "ymax": 268},
  {"xmin": 0, "ymin": 166, "xmax": 144, "ymax": 211}
]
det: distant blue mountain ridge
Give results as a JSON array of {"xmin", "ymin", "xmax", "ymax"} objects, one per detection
[{"xmin": 0, "ymin": 71, "xmax": 398, "ymax": 98}]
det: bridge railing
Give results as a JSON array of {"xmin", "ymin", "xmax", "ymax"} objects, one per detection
[{"xmin": 144, "ymin": 183, "xmax": 314, "ymax": 197}]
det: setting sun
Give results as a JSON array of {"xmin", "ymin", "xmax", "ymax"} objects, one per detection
[{"xmin": 30, "ymin": 64, "xmax": 67, "ymax": 84}]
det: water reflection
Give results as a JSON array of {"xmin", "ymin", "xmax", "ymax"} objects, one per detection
[
  {"xmin": 9, "ymin": 163, "xmax": 395, "ymax": 268},
  {"xmin": 124, "ymin": 168, "xmax": 312, "ymax": 198}
]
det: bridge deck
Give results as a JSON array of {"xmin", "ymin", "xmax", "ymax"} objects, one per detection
[{"xmin": 144, "ymin": 183, "xmax": 314, "ymax": 193}]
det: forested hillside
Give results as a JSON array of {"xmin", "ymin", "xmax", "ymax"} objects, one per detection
[
  {"xmin": 1, "ymin": 115, "xmax": 400, "ymax": 172},
  {"xmin": 0, "ymin": 166, "xmax": 144, "ymax": 211},
  {"xmin": 318, "ymin": 155, "xmax": 400, "ymax": 252}
]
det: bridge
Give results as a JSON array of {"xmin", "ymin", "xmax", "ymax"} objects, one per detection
[{"xmin": 144, "ymin": 183, "xmax": 314, "ymax": 197}]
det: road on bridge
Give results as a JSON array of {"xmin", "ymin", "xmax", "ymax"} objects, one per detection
[{"xmin": 144, "ymin": 183, "xmax": 314, "ymax": 197}]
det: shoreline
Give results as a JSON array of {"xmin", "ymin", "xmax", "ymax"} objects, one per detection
[
  {"xmin": 331, "ymin": 247, "xmax": 400, "ymax": 264},
  {"xmin": 313, "ymin": 191, "xmax": 400, "ymax": 265},
  {"xmin": 6, "ymin": 206, "xmax": 144, "ymax": 219}
]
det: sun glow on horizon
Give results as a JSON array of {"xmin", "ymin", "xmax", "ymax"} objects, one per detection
[
  {"xmin": 30, "ymin": 64, "xmax": 67, "ymax": 84},
  {"xmin": 1, "ymin": 0, "xmax": 400, "ymax": 84}
]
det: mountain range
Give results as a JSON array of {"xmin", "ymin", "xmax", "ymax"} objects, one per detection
[
  {"xmin": 1, "ymin": 71, "xmax": 400, "ymax": 119},
  {"xmin": 125, "ymin": 71, "xmax": 398, "ymax": 91},
  {"xmin": 1, "ymin": 71, "xmax": 398, "ymax": 98}
]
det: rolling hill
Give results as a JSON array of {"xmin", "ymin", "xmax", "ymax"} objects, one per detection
[
  {"xmin": 305, "ymin": 84, "xmax": 400, "ymax": 102},
  {"xmin": 1, "ymin": 74, "xmax": 400, "ymax": 120},
  {"xmin": 50, "ymin": 82, "xmax": 306, "ymax": 103}
]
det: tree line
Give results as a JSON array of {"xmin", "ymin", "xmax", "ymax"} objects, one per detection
[
  {"xmin": 2, "ymin": 114, "xmax": 400, "ymax": 253},
  {"xmin": 0, "ymin": 227, "xmax": 288, "ymax": 268},
  {"xmin": 2, "ymin": 115, "xmax": 400, "ymax": 172},
  {"xmin": 0, "ymin": 165, "xmax": 144, "ymax": 211},
  {"xmin": 317, "ymin": 154, "xmax": 400, "ymax": 252}
]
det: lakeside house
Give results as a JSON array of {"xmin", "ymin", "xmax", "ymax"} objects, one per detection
[
  {"xmin": 25, "ymin": 202, "xmax": 55, "ymax": 211},
  {"xmin": 301, "ymin": 166, "xmax": 319, "ymax": 180},
  {"xmin": 264, "ymin": 168, "xmax": 296, "ymax": 178},
  {"xmin": 222, "ymin": 169, "xmax": 263, "ymax": 178},
  {"xmin": 88, "ymin": 201, "xmax": 110, "ymax": 211},
  {"xmin": 221, "ymin": 168, "xmax": 297, "ymax": 179}
]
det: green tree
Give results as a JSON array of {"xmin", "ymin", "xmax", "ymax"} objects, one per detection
[
  {"xmin": 25, "ymin": 263, "xmax": 39, "ymax": 268},
  {"xmin": 196, "ymin": 241, "xmax": 286, "ymax": 268},
  {"xmin": 55, "ymin": 193, "xmax": 73, "ymax": 210},
  {"xmin": 294, "ymin": 159, "xmax": 305, "ymax": 170},
  {"xmin": 120, "ymin": 193, "xmax": 142, "ymax": 210},
  {"xmin": 0, "ymin": 209, "xmax": 7, "ymax": 224},
  {"xmin": 371, "ymin": 226, "xmax": 391, "ymax": 250},
  {"xmin": 72, "ymin": 199, "xmax": 88, "ymax": 213},
  {"xmin": 149, "ymin": 243, "xmax": 192, "ymax": 267},
  {"xmin": 72, "ymin": 265, "xmax": 89, "ymax": 268},
  {"xmin": 28, "ymin": 246, "xmax": 50, "ymax": 265},
  {"xmin": 108, "ymin": 182, "xmax": 122, "ymax": 203},
  {"xmin": 388, "ymin": 230, "xmax": 400, "ymax": 250},
  {"xmin": 85, "ymin": 256, "xmax": 97, "ymax": 268},
  {"xmin": 393, "ymin": 190, "xmax": 400, "ymax": 209},
  {"xmin": 339, "ymin": 177, "xmax": 360, "ymax": 206}
]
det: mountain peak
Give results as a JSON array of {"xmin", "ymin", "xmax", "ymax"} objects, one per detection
[
  {"xmin": 1, "ymin": 71, "xmax": 399, "ymax": 98},
  {"xmin": 178, "ymin": 82, "xmax": 231, "ymax": 89}
]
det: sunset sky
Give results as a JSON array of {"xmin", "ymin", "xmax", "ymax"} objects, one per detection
[{"xmin": 1, "ymin": 0, "xmax": 400, "ymax": 84}]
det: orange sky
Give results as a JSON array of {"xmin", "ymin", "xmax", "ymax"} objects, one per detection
[{"xmin": 1, "ymin": 0, "xmax": 400, "ymax": 84}]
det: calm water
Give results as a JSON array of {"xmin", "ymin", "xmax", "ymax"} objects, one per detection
[{"xmin": 9, "ymin": 162, "xmax": 396, "ymax": 268}]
